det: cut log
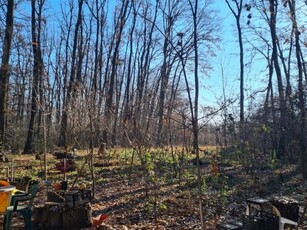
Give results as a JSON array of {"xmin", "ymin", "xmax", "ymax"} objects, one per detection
[
  {"xmin": 62, "ymin": 204, "xmax": 92, "ymax": 229},
  {"xmin": 34, "ymin": 203, "xmax": 92, "ymax": 229}
]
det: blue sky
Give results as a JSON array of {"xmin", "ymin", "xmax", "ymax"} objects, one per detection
[
  {"xmin": 21, "ymin": 0, "xmax": 247, "ymax": 118},
  {"xmin": 204, "ymin": 1, "xmax": 271, "ymax": 118},
  {"xmin": 200, "ymin": 2, "xmax": 239, "ymax": 109}
]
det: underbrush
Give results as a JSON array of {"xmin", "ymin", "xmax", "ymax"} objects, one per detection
[{"xmin": 0, "ymin": 146, "xmax": 305, "ymax": 229}]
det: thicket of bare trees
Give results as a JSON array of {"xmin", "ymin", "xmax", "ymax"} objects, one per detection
[
  {"xmin": 0, "ymin": 0, "xmax": 307, "ymax": 178},
  {"xmin": 221, "ymin": 0, "xmax": 307, "ymax": 178},
  {"xmin": 0, "ymin": 0, "xmax": 217, "ymax": 151}
]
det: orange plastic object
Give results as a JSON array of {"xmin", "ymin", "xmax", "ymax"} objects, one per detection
[
  {"xmin": 0, "ymin": 181, "xmax": 15, "ymax": 212},
  {"xmin": 0, "ymin": 180, "xmax": 9, "ymax": 187}
]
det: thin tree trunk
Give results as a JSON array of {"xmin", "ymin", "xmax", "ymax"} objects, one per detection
[
  {"xmin": 225, "ymin": 0, "xmax": 244, "ymax": 142},
  {"xmin": 187, "ymin": 0, "xmax": 203, "ymax": 228}
]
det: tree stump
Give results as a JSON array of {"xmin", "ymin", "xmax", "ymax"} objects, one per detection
[
  {"xmin": 62, "ymin": 204, "xmax": 92, "ymax": 229},
  {"xmin": 33, "ymin": 203, "xmax": 92, "ymax": 229},
  {"xmin": 98, "ymin": 142, "xmax": 106, "ymax": 157},
  {"xmin": 33, "ymin": 203, "xmax": 63, "ymax": 228}
]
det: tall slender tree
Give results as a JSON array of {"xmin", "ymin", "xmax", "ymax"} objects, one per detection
[
  {"xmin": 0, "ymin": 0, "xmax": 14, "ymax": 150},
  {"xmin": 225, "ymin": 0, "xmax": 245, "ymax": 145},
  {"xmin": 157, "ymin": 0, "xmax": 180, "ymax": 146},
  {"xmin": 103, "ymin": 0, "xmax": 129, "ymax": 147},
  {"xmin": 58, "ymin": 0, "xmax": 84, "ymax": 148},
  {"xmin": 287, "ymin": 0, "xmax": 307, "ymax": 178},
  {"xmin": 268, "ymin": 0, "xmax": 287, "ymax": 158},
  {"xmin": 187, "ymin": 0, "xmax": 203, "ymax": 227},
  {"xmin": 24, "ymin": 0, "xmax": 45, "ymax": 154}
]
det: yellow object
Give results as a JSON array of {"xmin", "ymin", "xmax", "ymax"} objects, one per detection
[
  {"xmin": 0, "ymin": 181, "xmax": 15, "ymax": 213},
  {"xmin": 0, "ymin": 192, "xmax": 10, "ymax": 212},
  {"xmin": 12, "ymin": 189, "xmax": 24, "ymax": 195}
]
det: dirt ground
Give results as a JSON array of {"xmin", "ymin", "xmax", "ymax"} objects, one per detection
[{"xmin": 0, "ymin": 154, "xmax": 306, "ymax": 229}]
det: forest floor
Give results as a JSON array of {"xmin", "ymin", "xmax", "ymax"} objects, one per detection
[{"xmin": 0, "ymin": 150, "xmax": 307, "ymax": 229}]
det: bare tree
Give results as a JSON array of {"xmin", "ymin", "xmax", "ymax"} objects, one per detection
[
  {"xmin": 156, "ymin": 0, "xmax": 181, "ymax": 146},
  {"xmin": 121, "ymin": 0, "xmax": 140, "ymax": 142},
  {"xmin": 133, "ymin": 0, "xmax": 159, "ymax": 143},
  {"xmin": 225, "ymin": 0, "xmax": 245, "ymax": 148},
  {"xmin": 0, "ymin": 0, "xmax": 14, "ymax": 150},
  {"xmin": 287, "ymin": 0, "xmax": 307, "ymax": 178},
  {"xmin": 266, "ymin": 0, "xmax": 287, "ymax": 158},
  {"xmin": 24, "ymin": 0, "xmax": 45, "ymax": 154},
  {"xmin": 85, "ymin": 0, "xmax": 107, "ymax": 147},
  {"xmin": 103, "ymin": 0, "xmax": 129, "ymax": 147},
  {"xmin": 58, "ymin": 0, "xmax": 84, "ymax": 148}
]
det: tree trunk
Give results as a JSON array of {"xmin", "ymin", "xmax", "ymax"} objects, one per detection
[
  {"xmin": 103, "ymin": 0, "xmax": 129, "ymax": 147},
  {"xmin": 288, "ymin": 0, "xmax": 307, "ymax": 178},
  {"xmin": 0, "ymin": 0, "xmax": 14, "ymax": 150},
  {"xmin": 187, "ymin": 0, "xmax": 203, "ymax": 228},
  {"xmin": 268, "ymin": 0, "xmax": 286, "ymax": 159},
  {"xmin": 157, "ymin": 3, "xmax": 176, "ymax": 146},
  {"xmin": 225, "ymin": 0, "xmax": 244, "ymax": 143},
  {"xmin": 24, "ymin": 0, "xmax": 44, "ymax": 154},
  {"xmin": 122, "ymin": 2, "xmax": 137, "ymax": 136},
  {"xmin": 58, "ymin": 0, "xmax": 84, "ymax": 147}
]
